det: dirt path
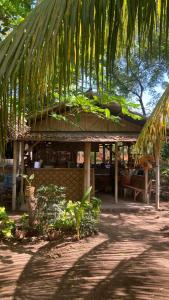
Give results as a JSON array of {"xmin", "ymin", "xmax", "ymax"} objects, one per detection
[{"xmin": 1, "ymin": 206, "xmax": 169, "ymax": 300}]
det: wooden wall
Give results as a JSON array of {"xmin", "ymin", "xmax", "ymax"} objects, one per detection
[
  {"xmin": 27, "ymin": 168, "xmax": 95, "ymax": 201},
  {"xmin": 31, "ymin": 112, "xmax": 142, "ymax": 133}
]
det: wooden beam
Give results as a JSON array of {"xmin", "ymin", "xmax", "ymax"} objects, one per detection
[
  {"xmin": 115, "ymin": 142, "xmax": 118, "ymax": 203},
  {"xmin": 155, "ymin": 153, "xmax": 160, "ymax": 210},
  {"xmin": 84, "ymin": 142, "xmax": 91, "ymax": 195},
  {"xmin": 12, "ymin": 141, "xmax": 18, "ymax": 211}
]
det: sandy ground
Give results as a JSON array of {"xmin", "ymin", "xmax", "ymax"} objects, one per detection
[{"xmin": 1, "ymin": 203, "xmax": 169, "ymax": 300}]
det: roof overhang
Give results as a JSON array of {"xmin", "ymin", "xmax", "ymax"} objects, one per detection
[{"xmin": 15, "ymin": 131, "xmax": 139, "ymax": 142}]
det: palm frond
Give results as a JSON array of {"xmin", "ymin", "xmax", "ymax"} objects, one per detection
[
  {"xmin": 1, "ymin": 0, "xmax": 169, "ymax": 153},
  {"xmin": 134, "ymin": 85, "xmax": 169, "ymax": 156}
]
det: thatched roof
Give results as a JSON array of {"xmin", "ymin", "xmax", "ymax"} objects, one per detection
[{"xmin": 16, "ymin": 131, "xmax": 138, "ymax": 143}]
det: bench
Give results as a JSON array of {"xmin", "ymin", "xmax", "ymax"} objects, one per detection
[{"xmin": 121, "ymin": 175, "xmax": 152, "ymax": 202}]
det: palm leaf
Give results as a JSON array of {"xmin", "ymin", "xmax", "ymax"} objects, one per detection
[
  {"xmin": 0, "ymin": 0, "xmax": 169, "ymax": 153},
  {"xmin": 134, "ymin": 85, "xmax": 169, "ymax": 156}
]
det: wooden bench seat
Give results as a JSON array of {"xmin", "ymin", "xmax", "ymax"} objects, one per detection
[{"xmin": 122, "ymin": 175, "xmax": 151, "ymax": 202}]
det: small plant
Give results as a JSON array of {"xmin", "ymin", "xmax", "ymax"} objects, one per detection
[
  {"xmin": 22, "ymin": 173, "xmax": 34, "ymax": 186},
  {"xmin": 55, "ymin": 187, "xmax": 101, "ymax": 240},
  {"xmin": 19, "ymin": 213, "xmax": 29, "ymax": 230},
  {"xmin": 0, "ymin": 207, "xmax": 15, "ymax": 239}
]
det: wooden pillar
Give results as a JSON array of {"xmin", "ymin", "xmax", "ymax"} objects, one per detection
[
  {"xmin": 94, "ymin": 151, "xmax": 97, "ymax": 167},
  {"xmin": 103, "ymin": 144, "xmax": 106, "ymax": 163},
  {"xmin": 20, "ymin": 141, "xmax": 25, "ymax": 201},
  {"xmin": 115, "ymin": 142, "xmax": 118, "ymax": 203},
  {"xmin": 144, "ymin": 168, "xmax": 149, "ymax": 204},
  {"xmin": 155, "ymin": 152, "xmax": 160, "ymax": 210},
  {"xmin": 110, "ymin": 144, "xmax": 112, "ymax": 164},
  {"xmin": 12, "ymin": 141, "xmax": 18, "ymax": 211},
  {"xmin": 84, "ymin": 142, "xmax": 91, "ymax": 194}
]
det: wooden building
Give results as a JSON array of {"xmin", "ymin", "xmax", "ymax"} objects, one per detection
[{"xmin": 6, "ymin": 105, "xmax": 145, "ymax": 210}]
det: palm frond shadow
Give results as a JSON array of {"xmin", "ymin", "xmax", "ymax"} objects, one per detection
[{"xmin": 11, "ymin": 217, "xmax": 169, "ymax": 300}]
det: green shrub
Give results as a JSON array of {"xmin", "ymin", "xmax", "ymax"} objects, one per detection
[
  {"xmin": 53, "ymin": 188, "xmax": 101, "ymax": 239},
  {"xmin": 35, "ymin": 184, "xmax": 101, "ymax": 240},
  {"xmin": 35, "ymin": 184, "xmax": 67, "ymax": 233},
  {"xmin": 0, "ymin": 207, "xmax": 15, "ymax": 238},
  {"xmin": 19, "ymin": 213, "xmax": 29, "ymax": 230}
]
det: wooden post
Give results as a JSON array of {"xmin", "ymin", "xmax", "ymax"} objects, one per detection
[
  {"xmin": 12, "ymin": 141, "xmax": 18, "ymax": 211},
  {"xmin": 20, "ymin": 141, "xmax": 25, "ymax": 201},
  {"xmin": 84, "ymin": 142, "xmax": 91, "ymax": 195},
  {"xmin": 123, "ymin": 144, "xmax": 125, "ymax": 162},
  {"xmin": 103, "ymin": 144, "xmax": 106, "ymax": 163},
  {"xmin": 94, "ymin": 151, "xmax": 97, "ymax": 167},
  {"xmin": 115, "ymin": 142, "xmax": 118, "ymax": 203},
  {"xmin": 144, "ymin": 168, "xmax": 149, "ymax": 204},
  {"xmin": 155, "ymin": 152, "xmax": 160, "ymax": 210},
  {"xmin": 110, "ymin": 144, "xmax": 112, "ymax": 164}
]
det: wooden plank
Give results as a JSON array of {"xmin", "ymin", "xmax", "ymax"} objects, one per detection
[
  {"xmin": 12, "ymin": 141, "xmax": 18, "ymax": 211},
  {"xmin": 115, "ymin": 142, "xmax": 118, "ymax": 203},
  {"xmin": 84, "ymin": 142, "xmax": 91, "ymax": 196}
]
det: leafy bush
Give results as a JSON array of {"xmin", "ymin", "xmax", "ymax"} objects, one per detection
[
  {"xmin": 53, "ymin": 188, "xmax": 101, "ymax": 239},
  {"xmin": 35, "ymin": 184, "xmax": 101, "ymax": 240},
  {"xmin": 0, "ymin": 207, "xmax": 15, "ymax": 238},
  {"xmin": 160, "ymin": 165, "xmax": 169, "ymax": 185},
  {"xmin": 19, "ymin": 213, "xmax": 29, "ymax": 231},
  {"xmin": 161, "ymin": 142, "xmax": 169, "ymax": 161},
  {"xmin": 35, "ymin": 184, "xmax": 67, "ymax": 233}
]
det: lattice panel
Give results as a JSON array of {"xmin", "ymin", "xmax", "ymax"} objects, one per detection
[{"xmin": 27, "ymin": 168, "xmax": 94, "ymax": 200}]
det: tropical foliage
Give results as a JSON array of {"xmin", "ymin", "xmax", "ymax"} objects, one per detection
[
  {"xmin": 0, "ymin": 207, "xmax": 15, "ymax": 238},
  {"xmin": 134, "ymin": 86, "xmax": 169, "ymax": 156},
  {"xmin": 35, "ymin": 184, "xmax": 101, "ymax": 240},
  {"xmin": 1, "ymin": 0, "xmax": 169, "ymax": 152},
  {"xmin": 0, "ymin": 0, "xmax": 36, "ymax": 40}
]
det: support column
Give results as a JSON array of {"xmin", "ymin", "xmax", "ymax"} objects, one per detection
[
  {"xmin": 103, "ymin": 144, "xmax": 106, "ymax": 164},
  {"xmin": 20, "ymin": 141, "xmax": 25, "ymax": 201},
  {"xmin": 110, "ymin": 144, "xmax": 112, "ymax": 164},
  {"xmin": 115, "ymin": 142, "xmax": 118, "ymax": 203},
  {"xmin": 94, "ymin": 151, "xmax": 97, "ymax": 167},
  {"xmin": 155, "ymin": 152, "xmax": 160, "ymax": 210},
  {"xmin": 12, "ymin": 141, "xmax": 18, "ymax": 211},
  {"xmin": 144, "ymin": 168, "xmax": 149, "ymax": 204},
  {"xmin": 84, "ymin": 142, "xmax": 91, "ymax": 195}
]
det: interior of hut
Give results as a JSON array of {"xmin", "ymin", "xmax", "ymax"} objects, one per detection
[
  {"xmin": 0, "ymin": 140, "xmax": 156, "ymax": 209},
  {"xmin": 24, "ymin": 140, "xmax": 141, "ymax": 195}
]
